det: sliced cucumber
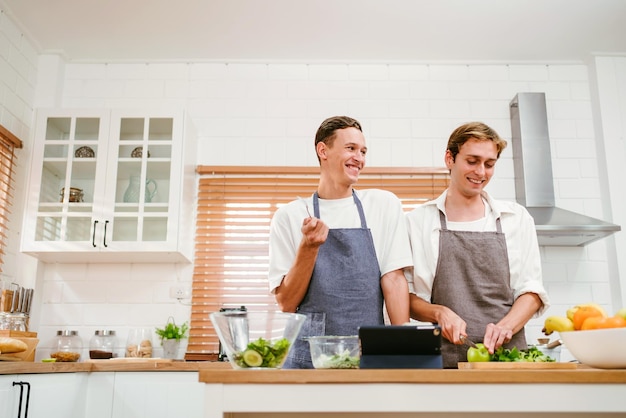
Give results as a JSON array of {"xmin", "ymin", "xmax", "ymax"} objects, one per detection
[{"xmin": 242, "ymin": 349, "xmax": 263, "ymax": 367}]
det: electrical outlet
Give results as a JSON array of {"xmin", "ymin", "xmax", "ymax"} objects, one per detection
[{"xmin": 169, "ymin": 284, "xmax": 192, "ymax": 299}]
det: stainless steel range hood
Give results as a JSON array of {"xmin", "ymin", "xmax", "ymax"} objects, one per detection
[{"xmin": 509, "ymin": 92, "xmax": 620, "ymax": 246}]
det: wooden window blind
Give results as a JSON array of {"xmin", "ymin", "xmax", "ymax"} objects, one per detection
[
  {"xmin": 187, "ymin": 165, "xmax": 449, "ymax": 357},
  {"xmin": 0, "ymin": 125, "xmax": 22, "ymax": 273}
]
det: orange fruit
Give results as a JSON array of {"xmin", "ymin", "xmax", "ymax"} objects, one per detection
[
  {"xmin": 603, "ymin": 316, "xmax": 626, "ymax": 329},
  {"xmin": 581, "ymin": 315, "xmax": 626, "ymax": 330},
  {"xmin": 580, "ymin": 316, "xmax": 606, "ymax": 330},
  {"xmin": 573, "ymin": 306, "xmax": 605, "ymax": 330}
]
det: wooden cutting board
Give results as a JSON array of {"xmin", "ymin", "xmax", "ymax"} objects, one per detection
[
  {"xmin": 85, "ymin": 358, "xmax": 174, "ymax": 363},
  {"xmin": 0, "ymin": 330, "xmax": 37, "ymax": 338},
  {"xmin": 0, "ymin": 355, "xmax": 23, "ymax": 362},
  {"xmin": 458, "ymin": 361, "xmax": 578, "ymax": 369}
]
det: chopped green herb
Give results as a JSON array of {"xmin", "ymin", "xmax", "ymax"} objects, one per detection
[
  {"xmin": 491, "ymin": 346, "xmax": 556, "ymax": 362},
  {"xmin": 313, "ymin": 350, "xmax": 360, "ymax": 369}
]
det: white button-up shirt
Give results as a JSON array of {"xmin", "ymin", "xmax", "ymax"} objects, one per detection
[{"xmin": 405, "ymin": 189, "xmax": 550, "ymax": 317}]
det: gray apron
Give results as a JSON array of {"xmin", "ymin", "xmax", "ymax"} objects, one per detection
[
  {"xmin": 432, "ymin": 210, "xmax": 527, "ymax": 368},
  {"xmin": 283, "ymin": 191, "xmax": 383, "ymax": 369}
]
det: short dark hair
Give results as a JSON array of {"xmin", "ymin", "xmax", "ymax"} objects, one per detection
[
  {"xmin": 447, "ymin": 121, "xmax": 508, "ymax": 160},
  {"xmin": 314, "ymin": 116, "xmax": 362, "ymax": 148}
]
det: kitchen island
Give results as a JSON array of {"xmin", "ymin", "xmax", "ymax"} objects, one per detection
[{"xmin": 198, "ymin": 367, "xmax": 626, "ymax": 418}]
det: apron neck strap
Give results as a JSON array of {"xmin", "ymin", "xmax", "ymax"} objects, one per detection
[
  {"xmin": 438, "ymin": 208, "xmax": 503, "ymax": 233},
  {"xmin": 439, "ymin": 210, "xmax": 448, "ymax": 230}
]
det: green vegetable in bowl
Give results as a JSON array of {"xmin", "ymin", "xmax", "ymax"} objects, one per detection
[
  {"xmin": 314, "ymin": 349, "xmax": 360, "ymax": 369},
  {"xmin": 491, "ymin": 346, "xmax": 556, "ymax": 362},
  {"xmin": 242, "ymin": 349, "xmax": 263, "ymax": 367},
  {"xmin": 233, "ymin": 337, "xmax": 291, "ymax": 368}
]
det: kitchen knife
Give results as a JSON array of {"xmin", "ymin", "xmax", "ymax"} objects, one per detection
[
  {"xmin": 24, "ymin": 289, "xmax": 32, "ymax": 314},
  {"xmin": 19, "ymin": 288, "xmax": 27, "ymax": 313},
  {"xmin": 460, "ymin": 335, "xmax": 479, "ymax": 349},
  {"xmin": 15, "ymin": 286, "xmax": 22, "ymax": 312},
  {"xmin": 10, "ymin": 284, "xmax": 18, "ymax": 313}
]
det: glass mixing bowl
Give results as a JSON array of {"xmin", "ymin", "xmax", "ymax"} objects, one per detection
[{"xmin": 210, "ymin": 310, "xmax": 306, "ymax": 369}]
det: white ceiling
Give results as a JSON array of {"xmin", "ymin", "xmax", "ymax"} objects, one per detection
[{"xmin": 1, "ymin": 0, "xmax": 626, "ymax": 63}]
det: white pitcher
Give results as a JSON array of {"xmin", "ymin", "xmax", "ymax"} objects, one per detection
[{"xmin": 123, "ymin": 175, "xmax": 157, "ymax": 203}]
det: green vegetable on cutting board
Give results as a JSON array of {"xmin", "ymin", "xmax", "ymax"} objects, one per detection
[
  {"xmin": 467, "ymin": 345, "xmax": 556, "ymax": 362},
  {"xmin": 491, "ymin": 346, "xmax": 555, "ymax": 362},
  {"xmin": 466, "ymin": 343, "xmax": 491, "ymax": 362}
]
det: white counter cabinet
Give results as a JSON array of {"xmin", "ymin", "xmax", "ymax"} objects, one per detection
[
  {"xmin": 0, "ymin": 373, "xmax": 88, "ymax": 418},
  {"xmin": 114, "ymin": 372, "xmax": 204, "ymax": 418},
  {"xmin": 0, "ymin": 375, "xmax": 18, "ymax": 418},
  {"xmin": 21, "ymin": 108, "xmax": 197, "ymax": 263},
  {"xmin": 86, "ymin": 371, "xmax": 205, "ymax": 418},
  {"xmin": 2, "ymin": 370, "xmax": 204, "ymax": 418}
]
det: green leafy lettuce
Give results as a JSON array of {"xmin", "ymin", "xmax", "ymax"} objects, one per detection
[
  {"xmin": 490, "ymin": 346, "xmax": 556, "ymax": 362},
  {"xmin": 233, "ymin": 337, "xmax": 291, "ymax": 368}
]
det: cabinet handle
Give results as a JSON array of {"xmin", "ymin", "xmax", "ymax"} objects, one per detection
[
  {"xmin": 12, "ymin": 381, "xmax": 31, "ymax": 418},
  {"xmin": 103, "ymin": 220, "xmax": 109, "ymax": 247},
  {"xmin": 92, "ymin": 220, "xmax": 99, "ymax": 247}
]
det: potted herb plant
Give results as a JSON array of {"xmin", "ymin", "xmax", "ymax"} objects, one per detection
[{"xmin": 155, "ymin": 317, "xmax": 189, "ymax": 359}]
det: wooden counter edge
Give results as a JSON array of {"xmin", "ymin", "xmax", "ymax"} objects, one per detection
[
  {"xmin": 0, "ymin": 363, "xmax": 93, "ymax": 374},
  {"xmin": 0, "ymin": 360, "xmax": 231, "ymax": 374},
  {"xmin": 198, "ymin": 368, "xmax": 626, "ymax": 384}
]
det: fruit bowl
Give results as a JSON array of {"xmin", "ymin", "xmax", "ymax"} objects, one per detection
[
  {"xmin": 559, "ymin": 327, "xmax": 626, "ymax": 369},
  {"xmin": 209, "ymin": 311, "xmax": 306, "ymax": 369},
  {"xmin": 306, "ymin": 335, "xmax": 360, "ymax": 369}
]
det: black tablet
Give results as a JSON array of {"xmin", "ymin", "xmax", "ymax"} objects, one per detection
[{"xmin": 358, "ymin": 324, "xmax": 443, "ymax": 369}]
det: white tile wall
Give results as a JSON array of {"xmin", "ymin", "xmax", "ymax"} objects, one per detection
[
  {"xmin": 2, "ymin": 10, "xmax": 624, "ymax": 361},
  {"xmin": 0, "ymin": 7, "xmax": 37, "ymax": 291},
  {"xmin": 49, "ymin": 59, "xmax": 623, "ymax": 355}
]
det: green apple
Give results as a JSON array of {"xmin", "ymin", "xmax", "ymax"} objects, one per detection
[
  {"xmin": 467, "ymin": 343, "xmax": 491, "ymax": 362},
  {"xmin": 616, "ymin": 308, "xmax": 626, "ymax": 320}
]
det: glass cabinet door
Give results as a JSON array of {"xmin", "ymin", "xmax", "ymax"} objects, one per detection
[
  {"xmin": 106, "ymin": 115, "xmax": 174, "ymax": 247},
  {"xmin": 22, "ymin": 108, "xmax": 193, "ymax": 262},
  {"xmin": 33, "ymin": 113, "xmax": 109, "ymax": 245}
]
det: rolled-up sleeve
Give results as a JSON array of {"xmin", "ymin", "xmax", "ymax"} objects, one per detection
[{"xmin": 499, "ymin": 202, "xmax": 550, "ymax": 317}]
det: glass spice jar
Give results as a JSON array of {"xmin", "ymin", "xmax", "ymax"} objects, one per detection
[
  {"xmin": 52, "ymin": 330, "xmax": 83, "ymax": 362},
  {"xmin": 89, "ymin": 330, "xmax": 117, "ymax": 359},
  {"xmin": 125, "ymin": 328, "xmax": 153, "ymax": 358},
  {"xmin": 0, "ymin": 312, "xmax": 9, "ymax": 330},
  {"xmin": 6, "ymin": 313, "xmax": 27, "ymax": 332}
]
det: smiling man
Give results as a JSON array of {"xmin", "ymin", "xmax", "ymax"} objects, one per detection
[
  {"xmin": 405, "ymin": 121, "xmax": 550, "ymax": 368},
  {"xmin": 268, "ymin": 116, "xmax": 413, "ymax": 369}
]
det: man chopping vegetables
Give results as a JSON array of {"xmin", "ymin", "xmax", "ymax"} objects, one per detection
[
  {"xmin": 405, "ymin": 122, "xmax": 550, "ymax": 368},
  {"xmin": 268, "ymin": 116, "xmax": 413, "ymax": 369}
]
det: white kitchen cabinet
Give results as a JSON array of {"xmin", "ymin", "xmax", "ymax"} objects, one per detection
[
  {"xmin": 21, "ymin": 109, "xmax": 196, "ymax": 263},
  {"xmin": 2, "ymin": 371, "xmax": 204, "ymax": 418},
  {"xmin": 0, "ymin": 375, "xmax": 18, "ymax": 418},
  {"xmin": 84, "ymin": 372, "xmax": 115, "ymax": 418},
  {"xmin": 109, "ymin": 372, "xmax": 204, "ymax": 418},
  {"xmin": 0, "ymin": 373, "xmax": 88, "ymax": 418}
]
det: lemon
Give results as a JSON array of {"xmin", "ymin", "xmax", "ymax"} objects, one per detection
[{"xmin": 242, "ymin": 349, "xmax": 263, "ymax": 367}]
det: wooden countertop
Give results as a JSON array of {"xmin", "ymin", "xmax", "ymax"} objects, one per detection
[
  {"xmin": 198, "ymin": 367, "xmax": 626, "ymax": 384},
  {"xmin": 4, "ymin": 359, "xmax": 626, "ymax": 384},
  {"xmin": 0, "ymin": 359, "xmax": 232, "ymax": 374}
]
